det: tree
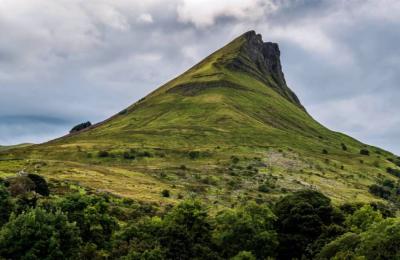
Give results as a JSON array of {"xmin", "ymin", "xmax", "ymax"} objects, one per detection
[
  {"xmin": 57, "ymin": 193, "xmax": 117, "ymax": 250},
  {"xmin": 345, "ymin": 205, "xmax": 383, "ymax": 233},
  {"xmin": 274, "ymin": 190, "xmax": 341, "ymax": 259},
  {"xmin": 357, "ymin": 218, "xmax": 400, "ymax": 259},
  {"xmin": 112, "ymin": 217, "xmax": 164, "ymax": 258},
  {"xmin": 0, "ymin": 208, "xmax": 81, "ymax": 259},
  {"xmin": 213, "ymin": 202, "xmax": 278, "ymax": 259},
  {"xmin": 317, "ymin": 232, "xmax": 361, "ymax": 260},
  {"xmin": 159, "ymin": 200, "xmax": 217, "ymax": 259}
]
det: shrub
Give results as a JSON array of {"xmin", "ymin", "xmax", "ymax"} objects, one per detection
[
  {"xmin": 69, "ymin": 121, "xmax": 91, "ymax": 133},
  {"xmin": 0, "ymin": 208, "xmax": 81, "ymax": 259},
  {"xmin": 27, "ymin": 174, "xmax": 50, "ymax": 196},
  {"xmin": 368, "ymin": 184, "xmax": 391, "ymax": 199},
  {"xmin": 122, "ymin": 151, "xmax": 135, "ymax": 160},
  {"xmin": 387, "ymin": 167, "xmax": 400, "ymax": 177},
  {"xmin": 360, "ymin": 149, "xmax": 370, "ymax": 156},
  {"xmin": 0, "ymin": 185, "xmax": 13, "ymax": 226},
  {"xmin": 341, "ymin": 143, "xmax": 347, "ymax": 151},
  {"xmin": 98, "ymin": 150, "xmax": 109, "ymax": 158},
  {"xmin": 322, "ymin": 149, "xmax": 328, "ymax": 155},
  {"xmin": 231, "ymin": 251, "xmax": 256, "ymax": 260},
  {"xmin": 188, "ymin": 151, "xmax": 200, "ymax": 160},
  {"xmin": 161, "ymin": 189, "xmax": 170, "ymax": 198},
  {"xmin": 258, "ymin": 184, "xmax": 270, "ymax": 193},
  {"xmin": 7, "ymin": 176, "xmax": 35, "ymax": 197},
  {"xmin": 231, "ymin": 156, "xmax": 240, "ymax": 164}
]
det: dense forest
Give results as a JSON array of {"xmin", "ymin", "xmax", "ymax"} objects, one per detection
[{"xmin": 0, "ymin": 173, "xmax": 399, "ymax": 259}]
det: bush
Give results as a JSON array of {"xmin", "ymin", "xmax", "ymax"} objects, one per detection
[
  {"xmin": 345, "ymin": 205, "xmax": 383, "ymax": 233},
  {"xmin": 0, "ymin": 185, "xmax": 13, "ymax": 226},
  {"xmin": 122, "ymin": 151, "xmax": 135, "ymax": 160},
  {"xmin": 98, "ymin": 150, "xmax": 109, "ymax": 158},
  {"xmin": 387, "ymin": 167, "xmax": 400, "ymax": 178},
  {"xmin": 27, "ymin": 174, "xmax": 50, "ymax": 196},
  {"xmin": 161, "ymin": 189, "xmax": 170, "ymax": 198},
  {"xmin": 70, "ymin": 121, "xmax": 91, "ymax": 133},
  {"xmin": 188, "ymin": 151, "xmax": 200, "ymax": 160},
  {"xmin": 360, "ymin": 149, "xmax": 370, "ymax": 156},
  {"xmin": 258, "ymin": 184, "xmax": 270, "ymax": 193},
  {"xmin": 341, "ymin": 143, "xmax": 347, "ymax": 151},
  {"xmin": 0, "ymin": 208, "xmax": 81, "ymax": 259},
  {"xmin": 322, "ymin": 149, "xmax": 328, "ymax": 155},
  {"xmin": 7, "ymin": 176, "xmax": 36, "ymax": 197}
]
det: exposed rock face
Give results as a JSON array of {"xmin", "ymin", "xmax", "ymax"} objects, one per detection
[{"xmin": 229, "ymin": 31, "xmax": 304, "ymax": 110}]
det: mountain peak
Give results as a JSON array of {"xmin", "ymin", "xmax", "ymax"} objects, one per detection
[
  {"xmin": 241, "ymin": 30, "xmax": 286, "ymax": 87},
  {"xmin": 223, "ymin": 31, "xmax": 304, "ymax": 110}
]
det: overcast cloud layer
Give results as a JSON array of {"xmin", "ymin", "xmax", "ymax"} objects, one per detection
[{"xmin": 0, "ymin": 0, "xmax": 399, "ymax": 154}]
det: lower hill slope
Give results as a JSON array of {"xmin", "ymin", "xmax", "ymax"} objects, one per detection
[{"xmin": 0, "ymin": 31, "xmax": 398, "ymax": 206}]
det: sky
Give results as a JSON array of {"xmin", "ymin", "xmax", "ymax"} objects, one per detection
[{"xmin": 0, "ymin": 0, "xmax": 399, "ymax": 155}]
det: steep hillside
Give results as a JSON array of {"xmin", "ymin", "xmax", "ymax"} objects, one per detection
[{"xmin": 0, "ymin": 31, "xmax": 398, "ymax": 205}]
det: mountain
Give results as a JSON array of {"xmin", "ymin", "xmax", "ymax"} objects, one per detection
[{"xmin": 0, "ymin": 31, "xmax": 398, "ymax": 205}]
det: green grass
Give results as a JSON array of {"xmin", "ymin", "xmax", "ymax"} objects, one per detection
[{"xmin": 0, "ymin": 31, "xmax": 398, "ymax": 206}]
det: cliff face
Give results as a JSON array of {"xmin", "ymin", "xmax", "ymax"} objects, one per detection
[{"xmin": 226, "ymin": 31, "xmax": 304, "ymax": 110}]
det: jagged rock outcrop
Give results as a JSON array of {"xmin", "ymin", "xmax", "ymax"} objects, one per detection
[{"xmin": 226, "ymin": 31, "xmax": 304, "ymax": 110}]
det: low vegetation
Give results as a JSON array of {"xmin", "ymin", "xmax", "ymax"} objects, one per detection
[{"xmin": 0, "ymin": 174, "xmax": 398, "ymax": 259}]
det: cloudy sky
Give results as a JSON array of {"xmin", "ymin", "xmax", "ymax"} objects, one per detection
[{"xmin": 0, "ymin": 0, "xmax": 399, "ymax": 154}]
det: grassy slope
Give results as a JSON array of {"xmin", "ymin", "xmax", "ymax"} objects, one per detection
[{"xmin": 0, "ymin": 32, "xmax": 398, "ymax": 206}]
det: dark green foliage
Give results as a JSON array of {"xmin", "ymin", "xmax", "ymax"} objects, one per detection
[
  {"xmin": 213, "ymin": 202, "xmax": 278, "ymax": 259},
  {"xmin": 360, "ymin": 149, "xmax": 370, "ymax": 156},
  {"xmin": 70, "ymin": 121, "xmax": 91, "ymax": 133},
  {"xmin": 0, "ymin": 185, "xmax": 13, "ymax": 226},
  {"xmin": 98, "ymin": 150, "xmax": 109, "ymax": 157},
  {"xmin": 1, "ymin": 186, "xmax": 399, "ymax": 259},
  {"xmin": 274, "ymin": 190, "xmax": 342, "ymax": 259},
  {"xmin": 160, "ymin": 200, "xmax": 217, "ymax": 259},
  {"xmin": 161, "ymin": 189, "xmax": 170, "ymax": 197},
  {"xmin": 257, "ymin": 183, "xmax": 270, "ymax": 193},
  {"xmin": 57, "ymin": 193, "xmax": 117, "ymax": 250},
  {"xmin": 341, "ymin": 143, "xmax": 347, "ymax": 151},
  {"xmin": 322, "ymin": 149, "xmax": 328, "ymax": 155},
  {"xmin": 27, "ymin": 173, "xmax": 50, "ymax": 196},
  {"xmin": 231, "ymin": 156, "xmax": 240, "ymax": 164},
  {"xmin": 112, "ymin": 217, "xmax": 164, "ymax": 258},
  {"xmin": 123, "ymin": 151, "xmax": 135, "ymax": 160},
  {"xmin": 0, "ymin": 208, "xmax": 81, "ymax": 259},
  {"xmin": 369, "ymin": 184, "xmax": 392, "ymax": 199},
  {"xmin": 188, "ymin": 151, "xmax": 200, "ymax": 160},
  {"xmin": 317, "ymin": 232, "xmax": 361, "ymax": 259},
  {"xmin": 319, "ymin": 218, "xmax": 400, "ymax": 259},
  {"xmin": 387, "ymin": 167, "xmax": 400, "ymax": 177},
  {"xmin": 231, "ymin": 251, "xmax": 256, "ymax": 260}
]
